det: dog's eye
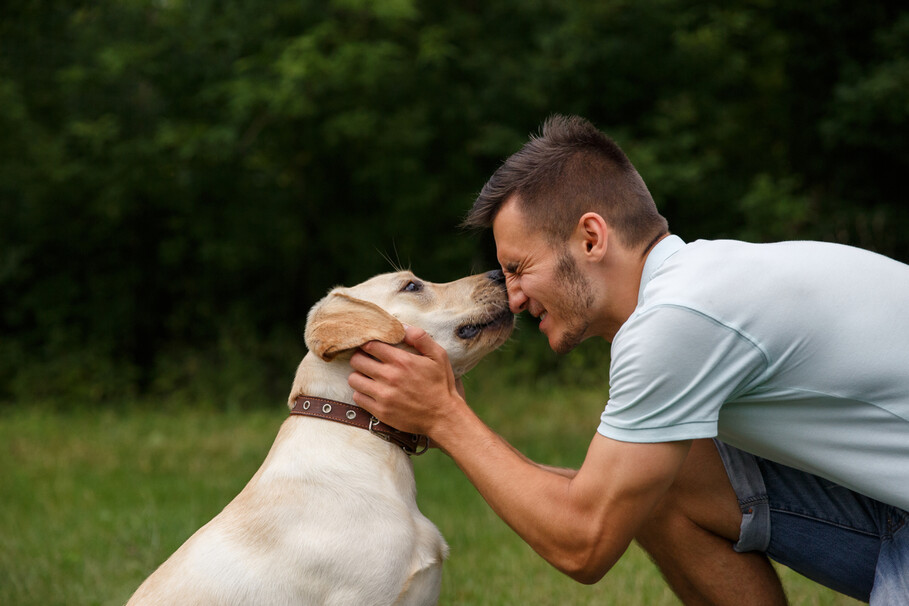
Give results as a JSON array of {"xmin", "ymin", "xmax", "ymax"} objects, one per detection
[{"xmin": 401, "ymin": 280, "xmax": 424, "ymax": 293}]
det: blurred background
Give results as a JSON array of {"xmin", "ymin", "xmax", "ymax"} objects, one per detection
[
  {"xmin": 2, "ymin": 3, "xmax": 901, "ymax": 603},
  {"xmin": 2, "ymin": 0, "xmax": 908, "ymax": 408}
]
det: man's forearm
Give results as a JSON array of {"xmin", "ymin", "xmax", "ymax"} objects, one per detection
[
  {"xmin": 502, "ymin": 438, "xmax": 579, "ymax": 479},
  {"xmin": 430, "ymin": 399, "xmax": 627, "ymax": 582}
]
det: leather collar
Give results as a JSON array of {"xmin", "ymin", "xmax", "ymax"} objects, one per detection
[{"xmin": 290, "ymin": 395, "xmax": 429, "ymax": 456}]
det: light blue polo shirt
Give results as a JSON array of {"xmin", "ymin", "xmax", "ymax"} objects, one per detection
[{"xmin": 598, "ymin": 236, "xmax": 909, "ymax": 510}]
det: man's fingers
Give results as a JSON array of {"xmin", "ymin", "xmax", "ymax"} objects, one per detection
[
  {"xmin": 347, "ymin": 329, "xmax": 453, "ymax": 436},
  {"xmin": 349, "ymin": 383, "xmax": 377, "ymax": 412},
  {"xmin": 347, "ymin": 367, "xmax": 371, "ymax": 394},
  {"xmin": 350, "ymin": 345, "xmax": 404, "ymax": 381},
  {"xmin": 348, "ymin": 350, "xmax": 402, "ymax": 412},
  {"xmin": 348, "ymin": 370, "xmax": 389, "ymax": 417},
  {"xmin": 403, "ymin": 325, "xmax": 447, "ymax": 360},
  {"xmin": 356, "ymin": 339, "xmax": 398, "ymax": 363},
  {"xmin": 349, "ymin": 349, "xmax": 377, "ymax": 376}
]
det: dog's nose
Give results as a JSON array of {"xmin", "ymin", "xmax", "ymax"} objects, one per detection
[{"xmin": 485, "ymin": 269, "xmax": 506, "ymax": 286}]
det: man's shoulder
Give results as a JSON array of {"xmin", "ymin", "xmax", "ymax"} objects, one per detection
[{"xmin": 645, "ymin": 238, "xmax": 869, "ymax": 308}]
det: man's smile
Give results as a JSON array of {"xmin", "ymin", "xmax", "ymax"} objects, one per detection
[{"xmin": 528, "ymin": 303, "xmax": 548, "ymax": 321}]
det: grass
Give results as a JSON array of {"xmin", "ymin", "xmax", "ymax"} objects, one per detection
[{"xmin": 1, "ymin": 359, "xmax": 864, "ymax": 605}]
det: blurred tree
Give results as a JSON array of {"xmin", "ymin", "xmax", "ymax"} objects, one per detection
[{"xmin": 1, "ymin": 0, "xmax": 906, "ymax": 405}]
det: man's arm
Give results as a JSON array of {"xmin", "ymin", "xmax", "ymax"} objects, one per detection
[
  {"xmin": 437, "ymin": 406, "xmax": 690, "ymax": 582},
  {"xmin": 505, "ymin": 440, "xmax": 579, "ymax": 478},
  {"xmin": 349, "ymin": 327, "xmax": 691, "ymax": 582}
]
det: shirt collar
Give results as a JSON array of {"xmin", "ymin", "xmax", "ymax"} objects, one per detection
[{"xmin": 638, "ymin": 234, "xmax": 685, "ymax": 305}]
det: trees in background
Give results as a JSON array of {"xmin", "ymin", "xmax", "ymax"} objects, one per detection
[{"xmin": 2, "ymin": 0, "xmax": 907, "ymax": 405}]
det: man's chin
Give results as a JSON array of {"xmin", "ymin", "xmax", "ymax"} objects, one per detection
[{"xmin": 549, "ymin": 328, "xmax": 586, "ymax": 355}]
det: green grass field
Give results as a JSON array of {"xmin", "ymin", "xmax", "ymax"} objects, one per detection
[{"xmin": 1, "ymin": 364, "xmax": 863, "ymax": 605}]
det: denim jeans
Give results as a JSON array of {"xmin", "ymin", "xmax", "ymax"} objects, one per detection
[{"xmin": 713, "ymin": 439, "xmax": 909, "ymax": 603}]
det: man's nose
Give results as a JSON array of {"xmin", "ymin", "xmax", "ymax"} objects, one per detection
[
  {"xmin": 484, "ymin": 268, "xmax": 526, "ymax": 313},
  {"xmin": 504, "ymin": 280, "xmax": 528, "ymax": 313},
  {"xmin": 508, "ymin": 295, "xmax": 528, "ymax": 314}
]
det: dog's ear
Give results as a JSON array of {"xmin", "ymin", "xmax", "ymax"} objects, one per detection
[{"xmin": 305, "ymin": 292, "xmax": 406, "ymax": 361}]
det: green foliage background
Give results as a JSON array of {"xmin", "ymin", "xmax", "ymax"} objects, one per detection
[{"xmin": 2, "ymin": 0, "xmax": 908, "ymax": 406}]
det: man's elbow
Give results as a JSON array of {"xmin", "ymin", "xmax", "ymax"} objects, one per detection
[
  {"xmin": 555, "ymin": 545, "xmax": 617, "ymax": 585},
  {"xmin": 567, "ymin": 565, "xmax": 608, "ymax": 585}
]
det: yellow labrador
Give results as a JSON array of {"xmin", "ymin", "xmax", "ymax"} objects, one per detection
[{"xmin": 126, "ymin": 270, "xmax": 513, "ymax": 606}]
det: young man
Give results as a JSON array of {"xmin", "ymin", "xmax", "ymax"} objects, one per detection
[{"xmin": 348, "ymin": 115, "xmax": 909, "ymax": 604}]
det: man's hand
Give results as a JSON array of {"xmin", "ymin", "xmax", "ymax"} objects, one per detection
[{"xmin": 348, "ymin": 325, "xmax": 464, "ymax": 436}]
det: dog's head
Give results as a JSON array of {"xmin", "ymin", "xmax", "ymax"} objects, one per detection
[{"xmin": 304, "ymin": 270, "xmax": 514, "ymax": 376}]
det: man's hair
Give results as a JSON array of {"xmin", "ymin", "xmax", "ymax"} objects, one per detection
[{"xmin": 464, "ymin": 115, "xmax": 668, "ymax": 251}]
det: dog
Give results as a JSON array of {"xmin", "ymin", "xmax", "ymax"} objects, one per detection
[{"xmin": 126, "ymin": 269, "xmax": 513, "ymax": 605}]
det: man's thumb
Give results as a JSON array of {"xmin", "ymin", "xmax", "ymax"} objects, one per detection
[{"xmin": 402, "ymin": 324, "xmax": 441, "ymax": 357}]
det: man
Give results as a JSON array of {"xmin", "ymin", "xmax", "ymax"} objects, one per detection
[{"xmin": 348, "ymin": 115, "xmax": 909, "ymax": 604}]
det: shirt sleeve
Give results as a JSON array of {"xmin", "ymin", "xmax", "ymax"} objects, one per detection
[{"xmin": 598, "ymin": 305, "xmax": 769, "ymax": 443}]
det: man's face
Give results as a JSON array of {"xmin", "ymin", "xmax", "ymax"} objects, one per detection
[{"xmin": 493, "ymin": 199, "xmax": 595, "ymax": 354}]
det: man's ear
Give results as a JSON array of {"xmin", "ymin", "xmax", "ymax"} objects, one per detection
[
  {"xmin": 576, "ymin": 212, "xmax": 609, "ymax": 260},
  {"xmin": 304, "ymin": 292, "xmax": 406, "ymax": 361}
]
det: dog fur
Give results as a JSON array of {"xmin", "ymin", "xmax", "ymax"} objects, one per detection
[{"xmin": 126, "ymin": 270, "xmax": 513, "ymax": 605}]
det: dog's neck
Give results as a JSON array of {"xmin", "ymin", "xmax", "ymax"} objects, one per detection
[
  {"xmin": 285, "ymin": 352, "xmax": 428, "ymax": 455},
  {"xmin": 287, "ymin": 352, "xmax": 357, "ymax": 409}
]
